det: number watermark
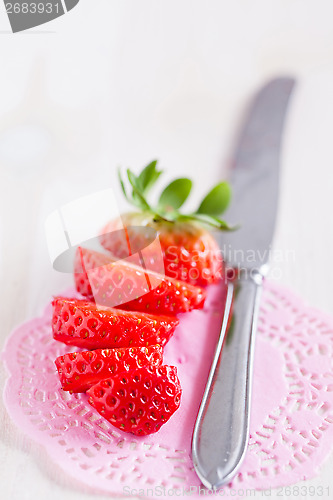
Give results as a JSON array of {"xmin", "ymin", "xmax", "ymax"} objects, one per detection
[
  {"xmin": 122, "ymin": 484, "xmax": 330, "ymax": 497},
  {"xmin": 3, "ymin": 0, "xmax": 80, "ymax": 33}
]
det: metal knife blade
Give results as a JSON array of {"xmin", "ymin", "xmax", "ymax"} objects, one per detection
[
  {"xmin": 219, "ymin": 77, "xmax": 296, "ymax": 267},
  {"xmin": 192, "ymin": 77, "xmax": 296, "ymax": 490}
]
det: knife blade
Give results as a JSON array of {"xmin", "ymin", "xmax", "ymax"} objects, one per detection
[{"xmin": 192, "ymin": 77, "xmax": 296, "ymax": 490}]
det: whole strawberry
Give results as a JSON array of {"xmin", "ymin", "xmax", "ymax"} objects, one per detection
[
  {"xmin": 87, "ymin": 365, "xmax": 181, "ymax": 435},
  {"xmin": 100, "ymin": 161, "xmax": 232, "ymax": 286}
]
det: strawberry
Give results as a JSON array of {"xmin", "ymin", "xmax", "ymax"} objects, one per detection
[
  {"xmin": 52, "ymin": 297, "xmax": 179, "ymax": 349},
  {"xmin": 87, "ymin": 365, "xmax": 181, "ymax": 435},
  {"xmin": 55, "ymin": 345, "xmax": 163, "ymax": 393},
  {"xmin": 100, "ymin": 160, "xmax": 233, "ymax": 286},
  {"xmin": 101, "ymin": 213, "xmax": 224, "ymax": 286},
  {"xmin": 74, "ymin": 247, "xmax": 206, "ymax": 315}
]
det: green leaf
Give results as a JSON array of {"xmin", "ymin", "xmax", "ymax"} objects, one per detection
[
  {"xmin": 158, "ymin": 178, "xmax": 192, "ymax": 210},
  {"xmin": 197, "ymin": 182, "xmax": 231, "ymax": 216},
  {"xmin": 138, "ymin": 160, "xmax": 162, "ymax": 195},
  {"xmin": 126, "ymin": 168, "xmax": 138, "ymax": 189},
  {"xmin": 126, "ymin": 169, "xmax": 151, "ymax": 211},
  {"xmin": 118, "ymin": 168, "xmax": 130, "ymax": 202},
  {"xmin": 178, "ymin": 213, "xmax": 236, "ymax": 231},
  {"xmin": 193, "ymin": 213, "xmax": 235, "ymax": 230},
  {"xmin": 117, "ymin": 162, "xmax": 236, "ymax": 232}
]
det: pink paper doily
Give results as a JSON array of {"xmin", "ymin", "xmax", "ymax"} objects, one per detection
[{"xmin": 2, "ymin": 281, "xmax": 333, "ymax": 497}]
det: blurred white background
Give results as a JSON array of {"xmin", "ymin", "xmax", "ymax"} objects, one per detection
[{"xmin": 1, "ymin": 1, "xmax": 333, "ymax": 499}]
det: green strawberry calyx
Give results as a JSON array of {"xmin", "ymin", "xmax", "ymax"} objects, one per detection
[{"xmin": 118, "ymin": 160, "xmax": 236, "ymax": 231}]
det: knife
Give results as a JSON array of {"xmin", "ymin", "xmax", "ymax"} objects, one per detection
[{"xmin": 192, "ymin": 77, "xmax": 296, "ymax": 489}]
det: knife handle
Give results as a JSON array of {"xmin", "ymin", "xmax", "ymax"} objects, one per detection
[{"xmin": 192, "ymin": 271, "xmax": 263, "ymax": 489}]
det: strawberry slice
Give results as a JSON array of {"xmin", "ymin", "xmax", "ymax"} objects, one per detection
[
  {"xmin": 55, "ymin": 345, "xmax": 163, "ymax": 393},
  {"xmin": 74, "ymin": 247, "xmax": 206, "ymax": 315},
  {"xmin": 87, "ymin": 365, "xmax": 181, "ymax": 435},
  {"xmin": 52, "ymin": 297, "xmax": 179, "ymax": 349}
]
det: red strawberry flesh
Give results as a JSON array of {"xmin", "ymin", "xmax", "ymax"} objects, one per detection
[
  {"xmin": 52, "ymin": 297, "xmax": 179, "ymax": 349},
  {"xmin": 74, "ymin": 247, "xmax": 206, "ymax": 315},
  {"xmin": 87, "ymin": 365, "xmax": 181, "ymax": 435},
  {"xmin": 100, "ymin": 214, "xmax": 224, "ymax": 286},
  {"xmin": 55, "ymin": 345, "xmax": 163, "ymax": 393}
]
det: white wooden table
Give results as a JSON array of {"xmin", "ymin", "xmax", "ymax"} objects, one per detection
[{"xmin": 1, "ymin": 2, "xmax": 333, "ymax": 499}]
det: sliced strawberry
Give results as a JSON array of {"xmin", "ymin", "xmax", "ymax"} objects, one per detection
[
  {"xmin": 101, "ymin": 213, "xmax": 224, "ymax": 286},
  {"xmin": 87, "ymin": 365, "xmax": 181, "ymax": 435},
  {"xmin": 74, "ymin": 247, "xmax": 206, "ymax": 315},
  {"xmin": 52, "ymin": 297, "xmax": 178, "ymax": 349},
  {"xmin": 55, "ymin": 345, "xmax": 163, "ymax": 393}
]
